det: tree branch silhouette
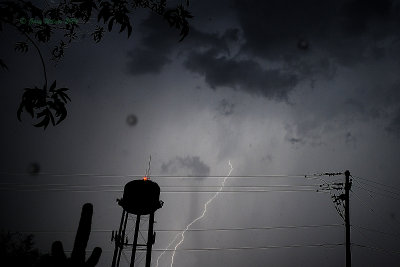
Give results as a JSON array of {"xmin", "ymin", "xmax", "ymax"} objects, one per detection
[{"xmin": 0, "ymin": 0, "xmax": 192, "ymax": 129}]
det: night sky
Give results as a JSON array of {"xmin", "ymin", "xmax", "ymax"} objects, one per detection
[{"xmin": 1, "ymin": 0, "xmax": 400, "ymax": 266}]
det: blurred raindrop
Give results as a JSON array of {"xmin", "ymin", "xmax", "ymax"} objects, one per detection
[
  {"xmin": 126, "ymin": 114, "xmax": 138, "ymax": 126},
  {"xmin": 27, "ymin": 162, "xmax": 40, "ymax": 175}
]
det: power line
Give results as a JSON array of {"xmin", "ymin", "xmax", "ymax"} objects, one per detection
[
  {"xmin": 13, "ymin": 223, "xmax": 343, "ymax": 234},
  {"xmin": 64, "ymin": 243, "xmax": 344, "ymax": 253},
  {"xmin": 351, "ymin": 225, "xmax": 400, "ymax": 239},
  {"xmin": 353, "ymin": 243, "xmax": 400, "ymax": 256},
  {"xmin": 352, "ymin": 175, "xmax": 400, "ymax": 193},
  {"xmin": 144, "ymin": 243, "xmax": 345, "ymax": 252},
  {"xmin": 351, "ymin": 225, "xmax": 386, "ymax": 255},
  {"xmin": 0, "ymin": 183, "xmax": 322, "ymax": 188},
  {"xmin": 351, "ymin": 189, "xmax": 400, "ymax": 237},
  {"xmin": 353, "ymin": 184, "xmax": 400, "ymax": 202},
  {"xmin": 353, "ymin": 179, "xmax": 400, "ymax": 198},
  {"xmin": 352, "ymin": 179, "xmax": 375, "ymax": 199},
  {"xmin": 0, "ymin": 188, "xmax": 324, "ymax": 193},
  {"xmin": 0, "ymin": 172, "xmax": 324, "ymax": 179}
]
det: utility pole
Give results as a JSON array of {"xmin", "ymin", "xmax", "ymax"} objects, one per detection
[{"xmin": 344, "ymin": 170, "xmax": 351, "ymax": 267}]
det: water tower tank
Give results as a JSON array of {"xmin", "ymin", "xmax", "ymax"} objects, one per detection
[{"xmin": 119, "ymin": 179, "xmax": 162, "ymax": 215}]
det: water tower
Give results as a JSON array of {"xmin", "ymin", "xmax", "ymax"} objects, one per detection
[{"xmin": 111, "ymin": 177, "xmax": 163, "ymax": 267}]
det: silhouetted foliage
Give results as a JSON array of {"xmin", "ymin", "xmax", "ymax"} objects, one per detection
[
  {"xmin": 15, "ymin": 41, "xmax": 29, "ymax": 53},
  {"xmin": 37, "ymin": 203, "xmax": 102, "ymax": 267},
  {"xmin": 0, "ymin": 58, "xmax": 8, "ymax": 70},
  {"xmin": 0, "ymin": 0, "xmax": 192, "ymax": 129},
  {"xmin": 17, "ymin": 80, "xmax": 71, "ymax": 129},
  {"xmin": 0, "ymin": 231, "xmax": 40, "ymax": 267}
]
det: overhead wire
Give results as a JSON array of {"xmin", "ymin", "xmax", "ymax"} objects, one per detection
[
  {"xmin": 64, "ymin": 243, "xmax": 344, "ymax": 254},
  {"xmin": 351, "ymin": 188, "xmax": 400, "ymax": 240},
  {"xmin": 351, "ymin": 225, "xmax": 386, "ymax": 254},
  {"xmin": 141, "ymin": 243, "xmax": 345, "ymax": 252},
  {"xmin": 356, "ymin": 180, "xmax": 400, "ymax": 197},
  {"xmin": 352, "ymin": 177, "xmax": 400, "ymax": 199},
  {"xmin": 352, "ymin": 175, "xmax": 400, "ymax": 193},
  {"xmin": 351, "ymin": 225, "xmax": 400, "ymax": 239},
  {"xmin": 352, "ymin": 182, "xmax": 400, "ymax": 224},
  {"xmin": 0, "ymin": 186, "xmax": 324, "ymax": 193},
  {"xmin": 352, "ymin": 184, "xmax": 400, "ymax": 202},
  {"xmin": 351, "ymin": 225, "xmax": 400, "ymax": 260},
  {"xmin": 353, "ymin": 243, "xmax": 400, "ymax": 256},
  {"xmin": 0, "ymin": 172, "xmax": 327, "ymax": 193},
  {"xmin": 13, "ymin": 223, "xmax": 343, "ymax": 234},
  {"xmin": 0, "ymin": 183, "xmax": 322, "ymax": 188},
  {"xmin": 0, "ymin": 172, "xmax": 321, "ymax": 179}
]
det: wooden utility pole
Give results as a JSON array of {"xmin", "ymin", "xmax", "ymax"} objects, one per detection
[{"xmin": 344, "ymin": 170, "xmax": 351, "ymax": 267}]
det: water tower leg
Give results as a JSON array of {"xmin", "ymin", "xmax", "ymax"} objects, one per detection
[
  {"xmin": 117, "ymin": 211, "xmax": 129, "ymax": 267},
  {"xmin": 130, "ymin": 214, "xmax": 141, "ymax": 267},
  {"xmin": 145, "ymin": 212, "xmax": 155, "ymax": 267},
  {"xmin": 112, "ymin": 210, "xmax": 126, "ymax": 267}
]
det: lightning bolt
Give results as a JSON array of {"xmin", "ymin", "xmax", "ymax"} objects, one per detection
[{"xmin": 156, "ymin": 161, "xmax": 233, "ymax": 267}]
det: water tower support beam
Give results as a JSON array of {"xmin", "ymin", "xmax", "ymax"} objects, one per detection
[
  {"xmin": 117, "ymin": 212, "xmax": 129, "ymax": 267},
  {"xmin": 145, "ymin": 212, "xmax": 155, "ymax": 267},
  {"xmin": 130, "ymin": 214, "xmax": 141, "ymax": 267},
  {"xmin": 112, "ymin": 210, "xmax": 126, "ymax": 267}
]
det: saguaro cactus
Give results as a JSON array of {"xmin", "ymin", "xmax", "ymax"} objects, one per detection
[{"xmin": 37, "ymin": 203, "xmax": 102, "ymax": 267}]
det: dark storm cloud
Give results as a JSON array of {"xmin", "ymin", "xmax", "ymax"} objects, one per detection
[
  {"xmin": 383, "ymin": 81, "xmax": 400, "ymax": 137},
  {"xmin": 386, "ymin": 108, "xmax": 400, "ymax": 137},
  {"xmin": 126, "ymin": 0, "xmax": 400, "ymax": 103},
  {"xmin": 284, "ymin": 124, "xmax": 306, "ymax": 145},
  {"xmin": 126, "ymin": 47, "xmax": 172, "ymax": 75},
  {"xmin": 126, "ymin": 13, "xmax": 233, "ymax": 75},
  {"xmin": 343, "ymin": 98, "xmax": 366, "ymax": 115},
  {"xmin": 184, "ymin": 49, "xmax": 298, "ymax": 100},
  {"xmin": 233, "ymin": 0, "xmax": 400, "ymax": 65},
  {"xmin": 340, "ymin": 0, "xmax": 395, "ymax": 36},
  {"xmin": 233, "ymin": 0, "xmax": 335, "ymax": 59},
  {"xmin": 161, "ymin": 156, "xmax": 210, "ymax": 176},
  {"xmin": 127, "ymin": 0, "xmax": 400, "ymax": 143},
  {"xmin": 287, "ymin": 137, "xmax": 304, "ymax": 145},
  {"xmin": 345, "ymin": 131, "xmax": 357, "ymax": 146},
  {"xmin": 217, "ymin": 99, "xmax": 235, "ymax": 116},
  {"xmin": 357, "ymin": 81, "xmax": 400, "ymax": 137},
  {"xmin": 126, "ymin": 14, "xmax": 177, "ymax": 75},
  {"xmin": 126, "ymin": 11, "xmax": 299, "ymax": 100}
]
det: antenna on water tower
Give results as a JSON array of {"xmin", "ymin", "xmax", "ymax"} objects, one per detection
[{"xmin": 111, "ymin": 156, "xmax": 163, "ymax": 267}]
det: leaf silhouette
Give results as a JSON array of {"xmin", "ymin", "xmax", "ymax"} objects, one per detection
[
  {"xmin": 34, "ymin": 114, "xmax": 50, "ymax": 129},
  {"xmin": 91, "ymin": 26, "xmax": 105, "ymax": 43},
  {"xmin": 35, "ymin": 25, "xmax": 52, "ymax": 43},
  {"xmin": 52, "ymin": 41, "xmax": 66, "ymax": 60},
  {"xmin": 15, "ymin": 41, "xmax": 29, "ymax": 53},
  {"xmin": 45, "ymin": 7, "xmax": 63, "ymax": 21},
  {"xmin": 49, "ymin": 80, "xmax": 57, "ymax": 91},
  {"xmin": 17, "ymin": 80, "xmax": 71, "ymax": 129},
  {"xmin": 164, "ymin": 5, "xmax": 193, "ymax": 41},
  {"xmin": 107, "ymin": 17, "xmax": 115, "ymax": 31},
  {"xmin": 0, "ymin": 59, "xmax": 8, "ymax": 71}
]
